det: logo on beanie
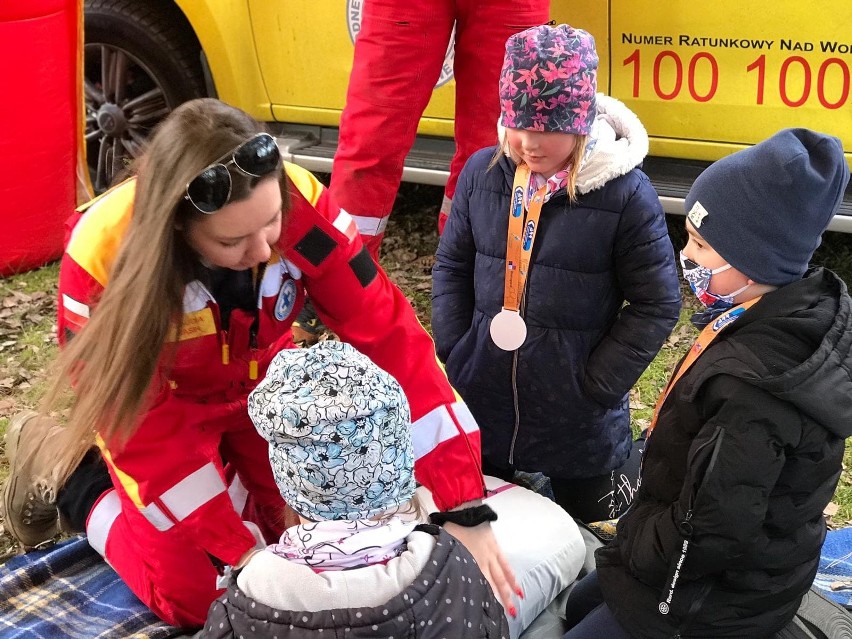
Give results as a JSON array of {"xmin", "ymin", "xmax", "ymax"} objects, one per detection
[{"xmin": 687, "ymin": 201, "xmax": 710, "ymax": 228}]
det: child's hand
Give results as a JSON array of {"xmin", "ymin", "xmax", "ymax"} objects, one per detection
[{"xmin": 443, "ymin": 521, "xmax": 522, "ymax": 617}]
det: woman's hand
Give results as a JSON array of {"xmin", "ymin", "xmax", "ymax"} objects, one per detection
[
  {"xmin": 443, "ymin": 521, "xmax": 522, "ymax": 617},
  {"xmin": 234, "ymin": 520, "xmax": 267, "ymax": 568}
]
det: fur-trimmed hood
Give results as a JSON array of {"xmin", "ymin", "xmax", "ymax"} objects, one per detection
[
  {"xmin": 498, "ymin": 93, "xmax": 649, "ymax": 195},
  {"xmin": 576, "ymin": 95, "xmax": 649, "ymax": 194}
]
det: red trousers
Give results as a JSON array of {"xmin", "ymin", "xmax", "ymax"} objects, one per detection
[
  {"xmin": 85, "ymin": 402, "xmax": 289, "ymax": 627},
  {"xmin": 330, "ymin": 0, "xmax": 550, "ymax": 256}
]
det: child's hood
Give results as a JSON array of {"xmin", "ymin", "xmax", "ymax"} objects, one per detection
[
  {"xmin": 207, "ymin": 528, "xmax": 507, "ymax": 637},
  {"xmin": 748, "ymin": 269, "xmax": 852, "ymax": 439},
  {"xmin": 575, "ymin": 94, "xmax": 649, "ymax": 195}
]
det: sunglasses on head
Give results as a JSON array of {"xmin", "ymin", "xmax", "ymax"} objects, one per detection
[{"xmin": 184, "ymin": 133, "xmax": 281, "ymax": 214}]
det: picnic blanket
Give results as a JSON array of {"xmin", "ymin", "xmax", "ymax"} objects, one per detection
[
  {"xmin": 3, "ymin": 526, "xmax": 852, "ymax": 638},
  {"xmin": 814, "ymin": 526, "xmax": 852, "ymax": 609},
  {"xmin": 0, "ymin": 535, "xmax": 183, "ymax": 639}
]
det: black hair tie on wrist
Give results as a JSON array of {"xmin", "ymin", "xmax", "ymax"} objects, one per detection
[{"xmin": 429, "ymin": 504, "xmax": 498, "ymax": 528}]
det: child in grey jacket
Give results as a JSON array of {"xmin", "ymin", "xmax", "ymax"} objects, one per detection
[{"xmin": 201, "ymin": 341, "xmax": 510, "ymax": 638}]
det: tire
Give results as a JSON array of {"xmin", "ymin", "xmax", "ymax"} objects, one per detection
[{"xmin": 84, "ymin": 0, "xmax": 206, "ymax": 192}]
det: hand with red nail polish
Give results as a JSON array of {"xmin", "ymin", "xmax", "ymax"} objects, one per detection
[{"xmin": 443, "ymin": 521, "xmax": 521, "ymax": 615}]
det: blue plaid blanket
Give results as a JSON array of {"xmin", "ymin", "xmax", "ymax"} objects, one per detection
[
  {"xmin": 0, "ymin": 535, "xmax": 183, "ymax": 639},
  {"xmin": 3, "ymin": 527, "xmax": 851, "ymax": 636},
  {"xmin": 814, "ymin": 526, "xmax": 852, "ymax": 609}
]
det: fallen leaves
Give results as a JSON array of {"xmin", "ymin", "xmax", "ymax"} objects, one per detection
[
  {"xmin": 664, "ymin": 323, "xmax": 696, "ymax": 350},
  {"xmin": 825, "ymin": 501, "xmax": 842, "ymax": 529},
  {"xmin": 0, "ymin": 280, "xmax": 59, "ymax": 397}
]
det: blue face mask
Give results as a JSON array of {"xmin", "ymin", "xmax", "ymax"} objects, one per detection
[{"xmin": 679, "ymin": 252, "xmax": 750, "ymax": 312}]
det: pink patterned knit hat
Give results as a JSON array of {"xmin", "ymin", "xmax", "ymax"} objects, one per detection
[{"xmin": 499, "ymin": 24, "xmax": 598, "ymax": 134}]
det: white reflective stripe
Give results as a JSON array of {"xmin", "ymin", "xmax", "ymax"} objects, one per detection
[
  {"xmin": 350, "ymin": 214, "xmax": 390, "ymax": 237},
  {"xmin": 159, "ymin": 462, "xmax": 227, "ymax": 522},
  {"xmin": 332, "ymin": 209, "xmax": 355, "ymax": 234},
  {"xmin": 440, "ymin": 194, "xmax": 453, "ymax": 216},
  {"xmin": 140, "ymin": 502, "xmax": 174, "ymax": 531},
  {"xmin": 61, "ymin": 294, "xmax": 90, "ymax": 318},
  {"xmin": 411, "ymin": 402, "xmax": 479, "ymax": 460},
  {"xmin": 86, "ymin": 489, "xmax": 121, "ymax": 558},
  {"xmin": 228, "ymin": 474, "xmax": 249, "ymax": 517},
  {"xmin": 183, "ymin": 280, "xmax": 214, "ymax": 313},
  {"xmin": 258, "ymin": 260, "xmax": 286, "ymax": 299}
]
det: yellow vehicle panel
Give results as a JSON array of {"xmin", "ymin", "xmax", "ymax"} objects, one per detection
[
  {"xmin": 174, "ymin": 1, "xmax": 849, "ymax": 165},
  {"xmin": 175, "ymin": 0, "xmax": 271, "ymax": 121},
  {"xmin": 241, "ymin": 2, "xmax": 588, "ymax": 137},
  {"xmin": 607, "ymin": 0, "xmax": 852, "ymax": 163}
]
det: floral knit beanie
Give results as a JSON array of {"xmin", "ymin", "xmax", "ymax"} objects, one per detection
[
  {"xmin": 248, "ymin": 341, "xmax": 415, "ymax": 522},
  {"xmin": 499, "ymin": 24, "xmax": 598, "ymax": 134}
]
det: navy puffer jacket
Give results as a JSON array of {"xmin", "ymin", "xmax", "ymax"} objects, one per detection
[{"xmin": 432, "ymin": 95, "xmax": 681, "ymax": 478}]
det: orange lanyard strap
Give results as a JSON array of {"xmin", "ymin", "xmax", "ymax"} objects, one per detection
[
  {"xmin": 503, "ymin": 164, "xmax": 547, "ymax": 312},
  {"xmin": 648, "ymin": 296, "xmax": 762, "ymax": 435}
]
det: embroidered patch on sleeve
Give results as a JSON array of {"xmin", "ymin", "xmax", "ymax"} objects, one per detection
[
  {"xmin": 294, "ymin": 226, "xmax": 337, "ymax": 267},
  {"xmin": 348, "ymin": 247, "xmax": 377, "ymax": 288}
]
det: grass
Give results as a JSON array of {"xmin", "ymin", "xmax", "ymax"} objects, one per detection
[
  {"xmin": 2, "ymin": 185, "xmax": 852, "ymax": 555},
  {"xmin": 0, "ymin": 262, "xmax": 60, "ymax": 465}
]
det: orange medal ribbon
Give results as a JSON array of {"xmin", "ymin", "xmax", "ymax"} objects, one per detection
[
  {"xmin": 648, "ymin": 296, "xmax": 762, "ymax": 435},
  {"xmin": 490, "ymin": 164, "xmax": 547, "ymax": 351}
]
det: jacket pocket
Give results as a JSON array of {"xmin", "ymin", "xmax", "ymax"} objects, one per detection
[
  {"xmin": 657, "ymin": 426, "xmax": 726, "ymax": 629},
  {"xmin": 444, "ymin": 325, "xmax": 476, "ymax": 387}
]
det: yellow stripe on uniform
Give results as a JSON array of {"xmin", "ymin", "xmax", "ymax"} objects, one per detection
[
  {"xmin": 95, "ymin": 433, "xmax": 144, "ymax": 509},
  {"xmin": 66, "ymin": 179, "xmax": 137, "ymax": 287},
  {"xmin": 284, "ymin": 161, "xmax": 324, "ymax": 207}
]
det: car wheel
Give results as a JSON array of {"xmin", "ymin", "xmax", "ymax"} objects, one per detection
[{"xmin": 84, "ymin": 0, "xmax": 206, "ymax": 192}]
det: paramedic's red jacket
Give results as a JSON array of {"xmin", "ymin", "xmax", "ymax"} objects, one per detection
[{"xmin": 58, "ymin": 163, "xmax": 484, "ymax": 566}]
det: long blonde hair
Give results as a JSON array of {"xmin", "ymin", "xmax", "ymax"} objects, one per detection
[
  {"xmin": 44, "ymin": 99, "xmax": 286, "ymax": 450},
  {"xmin": 489, "ymin": 132, "xmax": 589, "ymax": 203}
]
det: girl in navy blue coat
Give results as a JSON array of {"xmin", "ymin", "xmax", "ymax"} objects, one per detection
[{"xmin": 432, "ymin": 24, "xmax": 681, "ymax": 523}]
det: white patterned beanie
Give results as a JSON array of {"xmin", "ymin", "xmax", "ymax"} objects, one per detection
[{"xmin": 248, "ymin": 341, "xmax": 415, "ymax": 521}]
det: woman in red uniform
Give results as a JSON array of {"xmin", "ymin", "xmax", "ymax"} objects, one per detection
[{"xmin": 2, "ymin": 98, "xmax": 515, "ymax": 627}]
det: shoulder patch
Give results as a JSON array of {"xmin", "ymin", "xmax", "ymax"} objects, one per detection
[
  {"xmin": 349, "ymin": 247, "xmax": 377, "ymax": 288},
  {"xmin": 294, "ymin": 226, "xmax": 337, "ymax": 267}
]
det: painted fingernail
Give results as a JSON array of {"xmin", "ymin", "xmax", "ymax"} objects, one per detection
[
  {"xmin": 509, "ymin": 606, "xmax": 517, "ymax": 618},
  {"xmin": 516, "ymin": 588, "xmax": 525, "ymax": 598}
]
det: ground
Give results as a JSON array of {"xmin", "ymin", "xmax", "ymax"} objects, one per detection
[{"xmin": 2, "ymin": 180, "xmax": 852, "ymax": 562}]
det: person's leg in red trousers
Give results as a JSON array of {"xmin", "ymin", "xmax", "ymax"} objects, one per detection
[
  {"xmin": 440, "ymin": 0, "xmax": 550, "ymax": 232},
  {"xmin": 331, "ymin": 0, "xmax": 455, "ymax": 258}
]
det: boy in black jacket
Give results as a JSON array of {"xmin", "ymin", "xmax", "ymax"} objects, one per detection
[{"xmin": 563, "ymin": 128, "xmax": 852, "ymax": 639}]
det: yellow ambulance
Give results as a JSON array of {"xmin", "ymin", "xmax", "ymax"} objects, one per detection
[{"xmin": 84, "ymin": 0, "xmax": 852, "ymax": 227}]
